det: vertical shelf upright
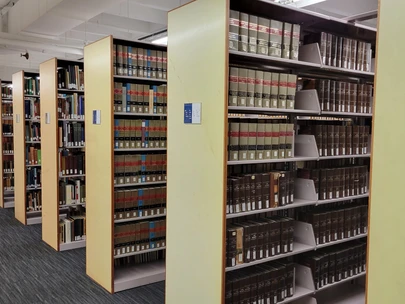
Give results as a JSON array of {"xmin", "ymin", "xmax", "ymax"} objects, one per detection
[
  {"xmin": 40, "ymin": 58, "xmax": 86, "ymax": 251},
  {"xmin": 85, "ymin": 36, "xmax": 168, "ymax": 293},
  {"xmin": 13, "ymin": 71, "xmax": 41, "ymax": 225},
  {"xmin": 1, "ymin": 80, "xmax": 14, "ymax": 208},
  {"xmin": 166, "ymin": 1, "xmax": 376, "ymax": 304}
]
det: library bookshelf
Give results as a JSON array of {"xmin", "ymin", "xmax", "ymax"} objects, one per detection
[
  {"xmin": 1, "ymin": 80, "xmax": 14, "ymax": 209},
  {"xmin": 40, "ymin": 58, "xmax": 86, "ymax": 251},
  {"xmin": 13, "ymin": 71, "xmax": 42, "ymax": 225},
  {"xmin": 84, "ymin": 36, "xmax": 167, "ymax": 293},
  {"xmin": 166, "ymin": 1, "xmax": 375, "ymax": 304}
]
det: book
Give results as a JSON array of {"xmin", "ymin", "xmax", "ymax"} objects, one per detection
[
  {"xmin": 229, "ymin": 10, "xmax": 240, "ymax": 51},
  {"xmin": 290, "ymin": 24, "xmax": 300, "ymax": 60},
  {"xmin": 257, "ymin": 17, "xmax": 270, "ymax": 55},
  {"xmin": 282, "ymin": 23, "xmax": 291, "ymax": 59},
  {"xmin": 269, "ymin": 20, "xmax": 283, "ymax": 57},
  {"xmin": 229, "ymin": 67, "xmax": 239, "ymax": 106},
  {"xmin": 239, "ymin": 13, "xmax": 249, "ymax": 52},
  {"xmin": 248, "ymin": 15, "xmax": 258, "ymax": 54}
]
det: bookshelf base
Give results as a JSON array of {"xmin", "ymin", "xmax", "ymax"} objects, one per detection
[
  {"xmin": 114, "ymin": 260, "xmax": 165, "ymax": 293},
  {"xmin": 60, "ymin": 239, "xmax": 86, "ymax": 251},
  {"xmin": 4, "ymin": 201, "xmax": 14, "ymax": 208},
  {"xmin": 316, "ymin": 284, "xmax": 365, "ymax": 304},
  {"xmin": 27, "ymin": 216, "xmax": 42, "ymax": 225}
]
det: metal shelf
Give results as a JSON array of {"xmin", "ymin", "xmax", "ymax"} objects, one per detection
[
  {"xmin": 320, "ymin": 111, "xmax": 373, "ymax": 117},
  {"xmin": 225, "ymin": 242, "xmax": 314, "ymax": 272},
  {"xmin": 25, "ymin": 95, "xmax": 40, "ymax": 98},
  {"xmin": 26, "ymin": 141, "xmax": 41, "ymax": 144},
  {"xmin": 27, "ymin": 216, "xmax": 42, "ymax": 225},
  {"xmin": 114, "ymin": 112, "xmax": 167, "ymax": 117},
  {"xmin": 114, "ymin": 148, "xmax": 167, "ymax": 152},
  {"xmin": 26, "ymin": 187, "xmax": 41, "ymax": 191},
  {"xmin": 228, "ymin": 106, "xmax": 319, "ymax": 115},
  {"xmin": 228, "ymin": 156, "xmax": 318, "ymax": 165},
  {"xmin": 114, "ymin": 181, "xmax": 166, "ymax": 188},
  {"xmin": 317, "ymin": 193, "xmax": 369, "ymax": 206},
  {"xmin": 58, "ymin": 89, "xmax": 85, "ymax": 93},
  {"xmin": 320, "ymin": 154, "xmax": 371, "ymax": 160},
  {"xmin": 114, "ymin": 246, "xmax": 166, "ymax": 259},
  {"xmin": 114, "ymin": 260, "xmax": 165, "ymax": 293},
  {"xmin": 115, "ymin": 213, "xmax": 166, "ymax": 224},
  {"xmin": 60, "ymin": 239, "xmax": 86, "ymax": 251},
  {"xmin": 59, "ymin": 174, "xmax": 85, "ymax": 178},
  {"xmin": 113, "ymin": 75, "xmax": 167, "ymax": 83},
  {"xmin": 26, "ymin": 164, "xmax": 41, "ymax": 167},
  {"xmin": 58, "ymin": 118, "xmax": 85, "ymax": 122},
  {"xmin": 316, "ymin": 233, "xmax": 367, "ymax": 249}
]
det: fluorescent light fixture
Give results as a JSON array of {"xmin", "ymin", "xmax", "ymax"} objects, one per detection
[{"xmin": 152, "ymin": 36, "xmax": 168, "ymax": 46}]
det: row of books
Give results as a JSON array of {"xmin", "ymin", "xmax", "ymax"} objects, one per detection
[
  {"xmin": 24, "ymin": 99, "xmax": 40, "ymax": 119},
  {"xmin": 25, "ymin": 123, "xmax": 40, "ymax": 141},
  {"xmin": 58, "ymin": 94, "xmax": 85, "ymax": 119},
  {"xmin": 59, "ymin": 179, "xmax": 86, "ymax": 205},
  {"xmin": 3, "ymin": 160, "xmax": 13, "ymax": 172},
  {"xmin": 57, "ymin": 65, "xmax": 84, "ymax": 91},
  {"xmin": 113, "ymin": 44, "xmax": 167, "ymax": 79},
  {"xmin": 227, "ymin": 171, "xmax": 294, "ymax": 214},
  {"xmin": 114, "ymin": 220, "xmax": 166, "ymax": 257},
  {"xmin": 229, "ymin": 10, "xmax": 300, "ymax": 60},
  {"xmin": 2, "ymin": 122, "xmax": 12, "ymax": 134},
  {"xmin": 229, "ymin": 68, "xmax": 297, "ymax": 109},
  {"xmin": 24, "ymin": 77, "xmax": 40, "ymax": 96},
  {"xmin": 114, "ymin": 186, "xmax": 167, "ymax": 220},
  {"xmin": 60, "ymin": 215, "xmax": 86, "ymax": 244},
  {"xmin": 314, "ymin": 80, "xmax": 373, "ymax": 114},
  {"xmin": 226, "ymin": 260, "xmax": 295, "ymax": 304},
  {"xmin": 114, "ymin": 83, "xmax": 168, "ymax": 115},
  {"xmin": 114, "ymin": 250, "xmax": 165, "ymax": 267},
  {"xmin": 300, "ymin": 124, "xmax": 371, "ymax": 157},
  {"xmin": 3, "ymin": 176, "xmax": 14, "ymax": 190},
  {"xmin": 305, "ymin": 32, "xmax": 372, "ymax": 72},
  {"xmin": 228, "ymin": 122, "xmax": 294, "ymax": 161},
  {"xmin": 298, "ymin": 240, "xmax": 367, "ymax": 290},
  {"xmin": 2, "ymin": 104, "xmax": 12, "ymax": 116},
  {"xmin": 113, "ymin": 154, "xmax": 167, "ymax": 185},
  {"xmin": 114, "ymin": 119, "xmax": 167, "ymax": 149},
  {"xmin": 27, "ymin": 190, "xmax": 41, "ymax": 211},
  {"xmin": 59, "ymin": 151, "xmax": 85, "ymax": 176},
  {"xmin": 226, "ymin": 216, "xmax": 294, "ymax": 268},
  {"xmin": 298, "ymin": 203, "xmax": 368, "ymax": 245},
  {"xmin": 3, "ymin": 138, "xmax": 13, "ymax": 154},
  {"xmin": 58, "ymin": 122, "xmax": 85, "ymax": 148},
  {"xmin": 26, "ymin": 147, "xmax": 41, "ymax": 165},
  {"xmin": 26, "ymin": 167, "xmax": 41, "ymax": 188},
  {"xmin": 2, "ymin": 85, "xmax": 12, "ymax": 98},
  {"xmin": 298, "ymin": 165, "xmax": 369, "ymax": 200}
]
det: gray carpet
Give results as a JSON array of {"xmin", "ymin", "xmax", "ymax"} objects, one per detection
[{"xmin": 0, "ymin": 208, "xmax": 164, "ymax": 304}]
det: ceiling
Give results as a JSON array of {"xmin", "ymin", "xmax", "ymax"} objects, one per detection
[{"xmin": 0, "ymin": 0, "xmax": 378, "ymax": 77}]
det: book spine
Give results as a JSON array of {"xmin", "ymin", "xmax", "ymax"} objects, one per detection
[
  {"xmin": 229, "ymin": 10, "xmax": 240, "ymax": 51},
  {"xmin": 248, "ymin": 15, "xmax": 258, "ymax": 54}
]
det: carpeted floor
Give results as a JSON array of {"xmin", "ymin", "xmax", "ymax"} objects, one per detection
[{"xmin": 0, "ymin": 208, "xmax": 164, "ymax": 304}]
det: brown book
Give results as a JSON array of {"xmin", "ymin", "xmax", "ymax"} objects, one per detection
[
  {"xmin": 344, "ymin": 82, "xmax": 350, "ymax": 112},
  {"xmin": 247, "ymin": 69, "xmax": 256, "ymax": 107},
  {"xmin": 336, "ymin": 81, "xmax": 344, "ymax": 112},
  {"xmin": 278, "ymin": 74, "xmax": 288, "ymax": 109},
  {"xmin": 117, "ymin": 45, "xmax": 123, "ymax": 75},
  {"xmin": 137, "ymin": 48, "xmax": 144, "ymax": 77},
  {"xmin": 320, "ymin": 32, "xmax": 328, "ymax": 65},
  {"xmin": 319, "ymin": 169, "xmax": 327, "ymax": 200},
  {"xmin": 315, "ymin": 125, "xmax": 323, "ymax": 157},
  {"xmin": 322, "ymin": 125, "xmax": 328, "ymax": 156},
  {"xmin": 346, "ymin": 125, "xmax": 353, "ymax": 155},
  {"xmin": 237, "ymin": 68, "xmax": 248, "ymax": 106},
  {"xmin": 248, "ymin": 15, "xmax": 258, "ymax": 54},
  {"xmin": 359, "ymin": 126, "xmax": 365, "ymax": 155},
  {"xmin": 150, "ymin": 50, "xmax": 157, "ymax": 78},
  {"xmin": 333, "ymin": 125, "xmax": 339, "ymax": 156},
  {"xmin": 162, "ymin": 52, "xmax": 167, "ymax": 79},
  {"xmin": 337, "ymin": 37, "xmax": 343, "ymax": 68},
  {"xmin": 229, "ymin": 67, "xmax": 239, "ymax": 106},
  {"xmin": 364, "ymin": 126, "xmax": 370, "ymax": 154},
  {"xmin": 270, "ymin": 172, "xmax": 280, "ymax": 208},
  {"xmin": 229, "ymin": 10, "xmax": 240, "ymax": 51},
  {"xmin": 254, "ymin": 70, "xmax": 264, "ymax": 107},
  {"xmin": 248, "ymin": 123, "xmax": 257, "ymax": 160},
  {"xmin": 270, "ymin": 73, "xmax": 279, "ymax": 108},
  {"xmin": 339, "ymin": 126, "xmax": 346, "ymax": 155},
  {"xmin": 350, "ymin": 40, "xmax": 357, "ymax": 70},
  {"xmin": 330, "ymin": 81, "xmax": 336, "ymax": 111},
  {"xmin": 356, "ymin": 41, "xmax": 364, "ymax": 71},
  {"xmin": 257, "ymin": 17, "xmax": 270, "ymax": 55},
  {"xmin": 239, "ymin": 13, "xmax": 249, "ymax": 52},
  {"xmin": 331, "ymin": 35, "xmax": 338, "ymax": 67},
  {"xmin": 316, "ymin": 79, "xmax": 326, "ymax": 111},
  {"xmin": 353, "ymin": 126, "xmax": 360, "ymax": 155},
  {"xmin": 326, "ymin": 169, "xmax": 334, "ymax": 199},
  {"xmin": 156, "ymin": 50, "xmax": 162, "ymax": 79},
  {"xmin": 324, "ymin": 80, "xmax": 331, "ymax": 111},
  {"xmin": 327, "ymin": 125, "xmax": 334, "ymax": 156}
]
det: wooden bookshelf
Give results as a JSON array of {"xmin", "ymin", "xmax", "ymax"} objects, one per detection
[
  {"xmin": 40, "ymin": 58, "xmax": 86, "ymax": 251},
  {"xmin": 1, "ymin": 80, "xmax": 14, "ymax": 209},
  {"xmin": 12, "ymin": 71, "xmax": 41, "ymax": 225},
  {"xmin": 166, "ymin": 1, "xmax": 376, "ymax": 303},
  {"xmin": 84, "ymin": 36, "xmax": 167, "ymax": 293}
]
